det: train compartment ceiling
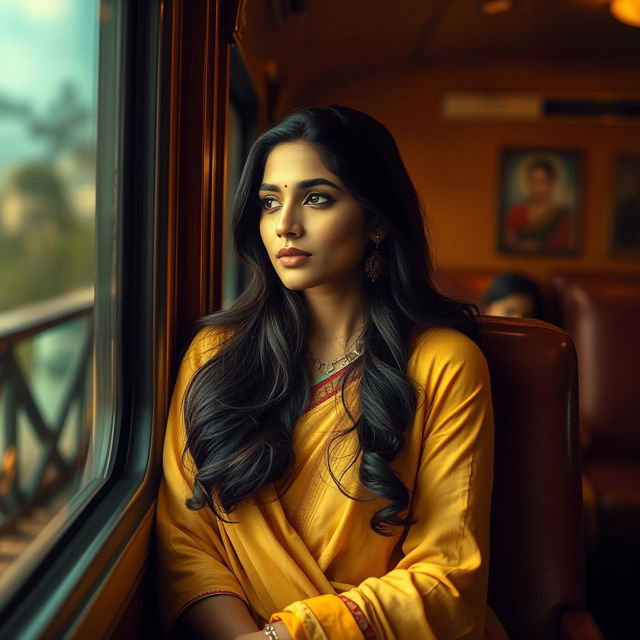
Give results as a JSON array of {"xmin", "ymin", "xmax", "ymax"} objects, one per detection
[{"xmin": 245, "ymin": 0, "xmax": 640, "ymax": 111}]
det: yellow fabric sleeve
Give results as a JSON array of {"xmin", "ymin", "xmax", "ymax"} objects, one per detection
[
  {"xmin": 271, "ymin": 596, "xmax": 365, "ymax": 640},
  {"xmin": 270, "ymin": 331, "xmax": 496, "ymax": 639},
  {"xmin": 154, "ymin": 327, "xmax": 248, "ymax": 632}
]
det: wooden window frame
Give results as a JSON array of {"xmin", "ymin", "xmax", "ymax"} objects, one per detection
[{"xmin": 0, "ymin": 1, "xmax": 240, "ymax": 637}]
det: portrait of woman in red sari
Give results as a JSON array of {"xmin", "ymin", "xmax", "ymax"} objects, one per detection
[{"xmin": 500, "ymin": 151, "xmax": 581, "ymax": 255}]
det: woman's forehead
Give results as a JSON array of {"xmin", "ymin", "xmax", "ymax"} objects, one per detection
[{"xmin": 261, "ymin": 140, "xmax": 338, "ymax": 186}]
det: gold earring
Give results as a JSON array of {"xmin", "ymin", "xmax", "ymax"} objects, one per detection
[{"xmin": 364, "ymin": 234, "xmax": 385, "ymax": 282}]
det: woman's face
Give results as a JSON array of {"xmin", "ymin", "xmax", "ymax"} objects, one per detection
[{"xmin": 259, "ymin": 140, "xmax": 375, "ymax": 291}]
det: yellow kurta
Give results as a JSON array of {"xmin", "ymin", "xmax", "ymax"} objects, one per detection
[{"xmin": 155, "ymin": 325, "xmax": 509, "ymax": 639}]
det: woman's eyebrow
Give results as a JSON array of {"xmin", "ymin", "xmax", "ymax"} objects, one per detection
[
  {"xmin": 299, "ymin": 178, "xmax": 341, "ymax": 190},
  {"xmin": 259, "ymin": 178, "xmax": 341, "ymax": 192}
]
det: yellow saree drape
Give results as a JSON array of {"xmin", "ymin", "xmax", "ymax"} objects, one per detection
[{"xmin": 155, "ymin": 326, "xmax": 509, "ymax": 639}]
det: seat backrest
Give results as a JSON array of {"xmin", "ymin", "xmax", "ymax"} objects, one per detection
[
  {"xmin": 551, "ymin": 273, "xmax": 640, "ymax": 458},
  {"xmin": 478, "ymin": 316, "xmax": 585, "ymax": 640}
]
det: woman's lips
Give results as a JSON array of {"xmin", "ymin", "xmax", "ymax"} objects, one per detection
[
  {"xmin": 276, "ymin": 247, "xmax": 311, "ymax": 267},
  {"xmin": 279, "ymin": 254, "xmax": 311, "ymax": 267}
]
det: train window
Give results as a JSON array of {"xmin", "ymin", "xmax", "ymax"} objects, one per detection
[{"xmin": 0, "ymin": 0, "xmax": 119, "ymax": 610}]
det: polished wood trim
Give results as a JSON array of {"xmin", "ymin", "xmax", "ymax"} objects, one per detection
[
  {"xmin": 163, "ymin": 0, "xmax": 230, "ymax": 368},
  {"xmin": 67, "ymin": 505, "xmax": 155, "ymax": 639},
  {"xmin": 208, "ymin": 0, "xmax": 230, "ymax": 314}
]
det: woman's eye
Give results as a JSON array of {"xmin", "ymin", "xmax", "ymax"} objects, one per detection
[
  {"xmin": 304, "ymin": 192, "xmax": 332, "ymax": 206},
  {"xmin": 261, "ymin": 196, "xmax": 279, "ymax": 210}
]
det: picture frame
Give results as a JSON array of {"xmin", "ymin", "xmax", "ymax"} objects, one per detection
[
  {"xmin": 497, "ymin": 148, "xmax": 583, "ymax": 256},
  {"xmin": 611, "ymin": 153, "xmax": 640, "ymax": 258}
]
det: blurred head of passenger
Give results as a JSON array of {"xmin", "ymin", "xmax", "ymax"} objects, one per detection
[{"xmin": 483, "ymin": 272, "xmax": 544, "ymax": 320}]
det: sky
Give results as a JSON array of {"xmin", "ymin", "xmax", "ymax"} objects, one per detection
[{"xmin": 0, "ymin": 0, "xmax": 99, "ymax": 171}]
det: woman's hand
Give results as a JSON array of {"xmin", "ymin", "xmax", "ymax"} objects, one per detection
[{"xmin": 236, "ymin": 621, "xmax": 292, "ymax": 640}]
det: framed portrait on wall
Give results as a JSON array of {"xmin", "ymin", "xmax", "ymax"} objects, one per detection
[
  {"xmin": 611, "ymin": 154, "xmax": 640, "ymax": 257},
  {"xmin": 498, "ymin": 148, "xmax": 583, "ymax": 256}
]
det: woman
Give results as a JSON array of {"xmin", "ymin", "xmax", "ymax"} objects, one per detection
[{"xmin": 155, "ymin": 106, "xmax": 509, "ymax": 640}]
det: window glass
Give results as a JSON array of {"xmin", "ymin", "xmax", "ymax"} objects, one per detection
[{"xmin": 0, "ymin": 0, "xmax": 118, "ymax": 599}]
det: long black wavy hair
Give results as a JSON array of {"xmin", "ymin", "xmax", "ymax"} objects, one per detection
[{"xmin": 182, "ymin": 106, "xmax": 478, "ymax": 536}]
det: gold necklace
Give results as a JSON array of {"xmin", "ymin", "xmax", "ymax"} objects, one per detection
[{"xmin": 306, "ymin": 338, "xmax": 365, "ymax": 375}]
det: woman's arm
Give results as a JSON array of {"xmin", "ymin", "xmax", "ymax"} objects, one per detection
[
  {"xmin": 156, "ymin": 328, "xmax": 255, "ymax": 636},
  {"xmin": 174, "ymin": 595, "xmax": 293, "ymax": 640},
  {"xmin": 173, "ymin": 594, "xmax": 259, "ymax": 640}
]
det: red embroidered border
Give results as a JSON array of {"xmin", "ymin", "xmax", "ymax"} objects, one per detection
[
  {"xmin": 337, "ymin": 594, "xmax": 376, "ymax": 640},
  {"xmin": 307, "ymin": 368, "xmax": 361, "ymax": 412}
]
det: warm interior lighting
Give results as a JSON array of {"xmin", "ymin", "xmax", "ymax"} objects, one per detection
[
  {"xmin": 610, "ymin": 0, "xmax": 640, "ymax": 27},
  {"xmin": 481, "ymin": 0, "xmax": 514, "ymax": 15}
]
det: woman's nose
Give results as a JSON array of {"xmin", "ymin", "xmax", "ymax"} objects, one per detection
[{"xmin": 275, "ymin": 202, "xmax": 304, "ymax": 238}]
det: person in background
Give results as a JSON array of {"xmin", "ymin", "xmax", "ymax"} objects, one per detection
[{"xmin": 483, "ymin": 272, "xmax": 545, "ymax": 320}]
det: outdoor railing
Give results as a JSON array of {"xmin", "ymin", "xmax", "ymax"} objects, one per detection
[{"xmin": 0, "ymin": 288, "xmax": 94, "ymax": 534}]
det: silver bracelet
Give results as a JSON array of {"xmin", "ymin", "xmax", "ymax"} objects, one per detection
[{"xmin": 263, "ymin": 622, "xmax": 280, "ymax": 640}]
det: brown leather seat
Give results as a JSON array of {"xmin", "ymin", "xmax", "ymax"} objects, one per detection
[
  {"xmin": 478, "ymin": 316, "xmax": 603, "ymax": 640},
  {"xmin": 551, "ymin": 273, "xmax": 640, "ymax": 550}
]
